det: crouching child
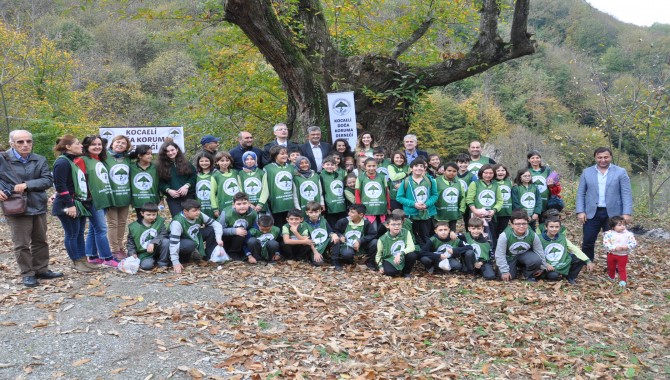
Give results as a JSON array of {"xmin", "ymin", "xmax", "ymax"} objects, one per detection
[
  {"xmin": 169, "ymin": 199, "xmax": 223, "ymax": 273},
  {"xmin": 461, "ymin": 217, "xmax": 495, "ymax": 279},
  {"xmin": 248, "ymin": 214, "xmax": 280, "ymax": 264},
  {"xmin": 538, "ymin": 216, "xmax": 594, "ymax": 284},
  {"xmin": 419, "ymin": 221, "xmax": 472, "ymax": 274},
  {"xmin": 126, "ymin": 202, "xmax": 170, "ymax": 270},
  {"xmin": 376, "ymin": 214, "xmax": 417, "ymax": 278}
]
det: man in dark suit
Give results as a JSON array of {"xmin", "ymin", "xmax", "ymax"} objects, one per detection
[
  {"xmin": 403, "ymin": 134, "xmax": 428, "ymax": 165},
  {"xmin": 299, "ymin": 126, "xmax": 332, "ymax": 172},
  {"xmin": 229, "ymin": 131, "xmax": 264, "ymax": 170},
  {"xmin": 262, "ymin": 123, "xmax": 299, "ymax": 165},
  {"xmin": 576, "ymin": 147, "xmax": 633, "ymax": 261}
]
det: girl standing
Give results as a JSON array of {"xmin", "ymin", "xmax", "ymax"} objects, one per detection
[
  {"xmin": 527, "ymin": 150, "xmax": 553, "ymax": 214},
  {"xmin": 213, "ymin": 151, "xmax": 240, "ymax": 212},
  {"xmin": 493, "ymin": 164, "xmax": 513, "ymax": 238},
  {"xmin": 237, "ymin": 151, "xmax": 265, "ymax": 212},
  {"xmin": 466, "ymin": 164, "xmax": 502, "ymax": 245},
  {"xmin": 511, "ymin": 168, "xmax": 542, "ymax": 230},
  {"xmin": 387, "ymin": 151, "xmax": 409, "ymax": 211},
  {"xmin": 258, "ymin": 145, "xmax": 295, "ymax": 225},
  {"xmin": 194, "ymin": 152, "xmax": 219, "ymax": 218}
]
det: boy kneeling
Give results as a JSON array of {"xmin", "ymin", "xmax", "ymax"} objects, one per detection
[
  {"xmin": 376, "ymin": 214, "xmax": 417, "ymax": 278},
  {"xmin": 248, "ymin": 214, "xmax": 281, "ymax": 264},
  {"xmin": 538, "ymin": 216, "xmax": 593, "ymax": 284},
  {"xmin": 169, "ymin": 199, "xmax": 223, "ymax": 273},
  {"xmin": 495, "ymin": 209, "xmax": 549, "ymax": 282},
  {"xmin": 126, "ymin": 202, "xmax": 170, "ymax": 270},
  {"xmin": 419, "ymin": 221, "xmax": 472, "ymax": 274}
]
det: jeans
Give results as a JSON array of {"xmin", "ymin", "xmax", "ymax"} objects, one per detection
[
  {"xmin": 581, "ymin": 207, "xmax": 610, "ymax": 261},
  {"xmin": 86, "ymin": 205, "xmax": 113, "ymax": 260},
  {"xmin": 57, "ymin": 215, "xmax": 87, "ymax": 261}
]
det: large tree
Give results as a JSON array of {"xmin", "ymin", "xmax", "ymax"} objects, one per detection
[{"xmin": 220, "ymin": 0, "xmax": 535, "ymax": 147}]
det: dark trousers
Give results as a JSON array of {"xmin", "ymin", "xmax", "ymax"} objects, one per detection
[
  {"xmin": 139, "ymin": 238, "xmax": 170, "ymax": 269},
  {"xmin": 166, "ymin": 195, "xmax": 195, "ymax": 218},
  {"xmin": 178, "ymin": 226, "xmax": 217, "ymax": 260},
  {"xmin": 544, "ymin": 254, "xmax": 587, "ymax": 281},
  {"xmin": 223, "ymin": 235, "xmax": 247, "ymax": 260},
  {"xmin": 475, "ymin": 262, "xmax": 496, "ymax": 280},
  {"xmin": 412, "ymin": 218, "xmax": 432, "ymax": 247},
  {"xmin": 7, "ymin": 214, "xmax": 50, "ymax": 276},
  {"xmin": 325, "ymin": 212, "xmax": 346, "ymax": 231},
  {"xmin": 175, "ymin": 238, "xmax": 197, "ymax": 264},
  {"xmin": 330, "ymin": 243, "xmax": 354, "ymax": 265},
  {"xmin": 502, "ymin": 251, "xmax": 544, "ymax": 280},
  {"xmin": 495, "ymin": 216, "xmax": 510, "ymax": 239},
  {"xmin": 248, "ymin": 237, "xmax": 280, "ymax": 262},
  {"xmin": 381, "ymin": 252, "xmax": 417, "ymax": 276},
  {"xmin": 271, "ymin": 211, "xmax": 289, "ymax": 229},
  {"xmin": 334, "ymin": 239, "xmax": 378, "ymax": 266},
  {"xmin": 447, "ymin": 219, "xmax": 458, "ymax": 234},
  {"xmin": 582, "ymin": 207, "xmax": 610, "ymax": 261},
  {"xmin": 282, "ymin": 244, "xmax": 311, "ymax": 261}
]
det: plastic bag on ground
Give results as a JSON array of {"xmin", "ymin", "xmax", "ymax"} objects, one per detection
[
  {"xmin": 209, "ymin": 246, "xmax": 231, "ymax": 263},
  {"xmin": 117, "ymin": 256, "xmax": 140, "ymax": 274}
]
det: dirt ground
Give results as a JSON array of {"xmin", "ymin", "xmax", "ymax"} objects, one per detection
[{"xmin": 0, "ymin": 215, "xmax": 668, "ymax": 379}]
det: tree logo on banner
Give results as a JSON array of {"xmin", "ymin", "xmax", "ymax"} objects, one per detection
[
  {"xmin": 332, "ymin": 98, "xmax": 351, "ymax": 116},
  {"xmin": 134, "ymin": 172, "xmax": 153, "ymax": 190}
]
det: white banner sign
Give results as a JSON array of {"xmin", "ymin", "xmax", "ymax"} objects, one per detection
[
  {"xmin": 327, "ymin": 91, "xmax": 357, "ymax": 149},
  {"xmin": 99, "ymin": 126, "xmax": 185, "ymax": 152}
]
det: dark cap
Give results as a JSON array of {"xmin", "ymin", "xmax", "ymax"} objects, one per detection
[{"xmin": 200, "ymin": 135, "xmax": 221, "ymax": 145}]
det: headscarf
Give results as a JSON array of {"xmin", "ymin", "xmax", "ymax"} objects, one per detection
[
  {"xmin": 294, "ymin": 156, "xmax": 313, "ymax": 178},
  {"xmin": 242, "ymin": 151, "xmax": 257, "ymax": 171}
]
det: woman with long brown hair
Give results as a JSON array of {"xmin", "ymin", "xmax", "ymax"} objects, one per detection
[{"xmin": 155, "ymin": 140, "xmax": 196, "ymax": 217}]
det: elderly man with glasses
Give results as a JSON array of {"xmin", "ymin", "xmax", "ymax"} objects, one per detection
[{"xmin": 0, "ymin": 130, "xmax": 62, "ymax": 287}]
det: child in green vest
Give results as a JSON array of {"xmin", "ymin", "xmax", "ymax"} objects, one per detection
[
  {"xmin": 332, "ymin": 204, "xmax": 379, "ymax": 270},
  {"xmin": 461, "ymin": 217, "xmax": 495, "ymax": 279},
  {"xmin": 213, "ymin": 151, "xmax": 240, "ymax": 214},
  {"xmin": 427, "ymin": 153, "xmax": 444, "ymax": 179},
  {"xmin": 304, "ymin": 201, "xmax": 339, "ymax": 267},
  {"xmin": 320, "ymin": 156, "xmax": 347, "ymax": 228},
  {"xmin": 281, "ymin": 208, "xmax": 313, "ymax": 262},
  {"xmin": 238, "ymin": 151, "xmax": 264, "ymax": 213},
  {"xmin": 292, "ymin": 156, "xmax": 324, "ymax": 214},
  {"xmin": 456, "ymin": 153, "xmax": 475, "ymax": 228},
  {"xmin": 387, "ymin": 151, "xmax": 409, "ymax": 212},
  {"xmin": 219, "ymin": 192, "xmax": 258, "ymax": 261},
  {"xmin": 194, "ymin": 151, "xmax": 219, "ymax": 219},
  {"xmin": 495, "ymin": 209, "xmax": 549, "ymax": 282},
  {"xmin": 106, "ymin": 135, "xmax": 133, "ymax": 260},
  {"xmin": 511, "ymin": 168, "xmax": 542, "ymax": 230},
  {"xmin": 396, "ymin": 158, "xmax": 438, "ymax": 247},
  {"xmin": 258, "ymin": 145, "xmax": 294, "ymax": 226},
  {"xmin": 288, "ymin": 147, "xmax": 302, "ymax": 170},
  {"xmin": 129, "ymin": 145, "xmax": 160, "ymax": 220},
  {"xmin": 376, "ymin": 214, "xmax": 417, "ymax": 278},
  {"xmin": 373, "ymin": 147, "xmax": 390, "ymax": 178},
  {"xmin": 434, "ymin": 162, "xmax": 466, "ymax": 233},
  {"xmin": 248, "ymin": 214, "xmax": 281, "ymax": 264},
  {"xmin": 493, "ymin": 163, "xmax": 513, "ymax": 239},
  {"xmin": 355, "ymin": 158, "xmax": 390, "ymax": 231},
  {"xmin": 126, "ymin": 202, "xmax": 169, "ymax": 270},
  {"xmin": 466, "ymin": 164, "xmax": 503, "ymax": 248},
  {"xmin": 419, "ymin": 220, "xmax": 471, "ymax": 274},
  {"xmin": 169, "ymin": 199, "xmax": 223, "ymax": 273},
  {"xmin": 344, "ymin": 173, "xmax": 357, "ymax": 207},
  {"xmin": 538, "ymin": 217, "xmax": 593, "ymax": 284}
]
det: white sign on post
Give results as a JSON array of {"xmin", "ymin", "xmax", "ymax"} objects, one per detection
[
  {"xmin": 99, "ymin": 126, "xmax": 185, "ymax": 152},
  {"xmin": 327, "ymin": 91, "xmax": 357, "ymax": 149}
]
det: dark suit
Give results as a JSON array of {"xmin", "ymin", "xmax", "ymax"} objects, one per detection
[
  {"xmin": 262, "ymin": 140, "xmax": 299, "ymax": 165},
  {"xmin": 405, "ymin": 149, "xmax": 429, "ymax": 165},
  {"xmin": 299, "ymin": 142, "xmax": 332, "ymax": 172},
  {"xmin": 575, "ymin": 163, "xmax": 633, "ymax": 260},
  {"xmin": 229, "ymin": 145, "xmax": 264, "ymax": 170}
]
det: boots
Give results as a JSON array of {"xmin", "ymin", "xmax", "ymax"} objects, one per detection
[{"xmin": 72, "ymin": 258, "xmax": 95, "ymax": 273}]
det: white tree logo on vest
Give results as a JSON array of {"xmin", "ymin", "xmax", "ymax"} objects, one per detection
[
  {"xmin": 330, "ymin": 180, "xmax": 344, "ymax": 196},
  {"xmin": 532, "ymin": 175, "xmax": 547, "ymax": 194},
  {"xmin": 243, "ymin": 177, "xmax": 262, "ymax": 196},
  {"xmin": 95, "ymin": 162, "xmax": 110, "ymax": 184},
  {"xmin": 139, "ymin": 228, "xmax": 158, "ymax": 249},
  {"xmin": 363, "ymin": 181, "xmax": 382, "ymax": 199},
  {"xmin": 274, "ymin": 171, "xmax": 293, "ymax": 192},
  {"xmin": 442, "ymin": 186, "xmax": 459, "ymax": 204},
  {"xmin": 310, "ymin": 228, "xmax": 328, "ymax": 246},
  {"xmin": 299, "ymin": 181, "xmax": 318, "ymax": 201},
  {"xmin": 109, "ymin": 164, "xmax": 130, "ymax": 185},
  {"xmin": 196, "ymin": 180, "xmax": 212, "ymax": 200},
  {"xmin": 345, "ymin": 230, "xmax": 361, "ymax": 247},
  {"xmin": 499, "ymin": 185, "xmax": 511, "ymax": 202},
  {"xmin": 544, "ymin": 243, "xmax": 565, "ymax": 264},
  {"xmin": 390, "ymin": 241, "xmax": 405, "ymax": 257},
  {"xmin": 414, "ymin": 185, "xmax": 428, "ymax": 203},
  {"xmin": 477, "ymin": 189, "xmax": 495, "ymax": 207},
  {"xmin": 222, "ymin": 178, "xmax": 241, "ymax": 196},
  {"xmin": 187, "ymin": 224, "xmax": 200, "ymax": 241},
  {"xmin": 521, "ymin": 193, "xmax": 536, "ymax": 209},
  {"xmin": 133, "ymin": 172, "xmax": 153, "ymax": 190}
]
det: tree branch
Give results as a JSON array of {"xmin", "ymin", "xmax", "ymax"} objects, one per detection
[{"xmin": 391, "ymin": 17, "xmax": 435, "ymax": 60}]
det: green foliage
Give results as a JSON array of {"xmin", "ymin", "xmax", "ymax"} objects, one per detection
[{"xmin": 140, "ymin": 50, "xmax": 196, "ymax": 97}]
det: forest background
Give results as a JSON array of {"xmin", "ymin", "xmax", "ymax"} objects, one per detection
[{"xmin": 1, "ymin": 0, "xmax": 669, "ymax": 218}]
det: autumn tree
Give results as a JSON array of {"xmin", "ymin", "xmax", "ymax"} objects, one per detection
[{"xmin": 219, "ymin": 0, "xmax": 536, "ymax": 147}]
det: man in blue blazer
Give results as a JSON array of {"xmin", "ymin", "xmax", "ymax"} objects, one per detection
[
  {"xmin": 403, "ymin": 134, "xmax": 429, "ymax": 165},
  {"xmin": 576, "ymin": 147, "xmax": 633, "ymax": 261},
  {"xmin": 299, "ymin": 126, "xmax": 331, "ymax": 172}
]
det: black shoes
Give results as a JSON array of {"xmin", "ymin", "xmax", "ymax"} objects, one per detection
[
  {"xmin": 23, "ymin": 276, "xmax": 39, "ymax": 287},
  {"xmin": 35, "ymin": 270, "xmax": 64, "ymax": 280}
]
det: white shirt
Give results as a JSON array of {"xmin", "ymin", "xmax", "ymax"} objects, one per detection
[
  {"xmin": 311, "ymin": 144, "xmax": 323, "ymax": 172},
  {"xmin": 596, "ymin": 165, "xmax": 609, "ymax": 207}
]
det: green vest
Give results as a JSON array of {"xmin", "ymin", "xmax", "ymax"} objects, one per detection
[
  {"xmin": 129, "ymin": 163, "xmax": 159, "ymax": 209},
  {"xmin": 402, "ymin": 175, "xmax": 434, "ymax": 220},
  {"xmin": 515, "ymin": 184, "xmax": 539, "ymax": 217},
  {"xmin": 530, "ymin": 166, "xmax": 551, "ymax": 209},
  {"xmin": 428, "ymin": 236, "xmax": 460, "ymax": 256},
  {"xmin": 343, "ymin": 220, "xmax": 365, "ymax": 249},
  {"xmin": 495, "ymin": 178, "xmax": 513, "ymax": 217},
  {"xmin": 172, "ymin": 212, "xmax": 205, "ymax": 255},
  {"xmin": 388, "ymin": 164, "xmax": 408, "ymax": 200},
  {"xmin": 304, "ymin": 217, "xmax": 330, "ymax": 254},
  {"xmin": 538, "ymin": 232, "xmax": 571, "ymax": 275},
  {"xmin": 435, "ymin": 177, "xmax": 463, "ymax": 221},
  {"xmin": 472, "ymin": 180, "xmax": 498, "ymax": 210},
  {"xmin": 214, "ymin": 170, "xmax": 240, "ymax": 212},
  {"xmin": 129, "ymin": 216, "xmax": 166, "ymax": 260},
  {"xmin": 464, "ymin": 233, "xmax": 491, "ymax": 261},
  {"xmin": 467, "ymin": 157, "xmax": 490, "ymax": 176},
  {"xmin": 379, "ymin": 229, "xmax": 411, "ymax": 270},
  {"xmin": 264, "ymin": 163, "xmax": 295, "ymax": 213},
  {"xmin": 81, "ymin": 156, "xmax": 114, "ymax": 209},
  {"xmin": 196, "ymin": 172, "xmax": 217, "ymax": 218},
  {"xmin": 358, "ymin": 174, "xmax": 387, "ymax": 215},
  {"xmin": 293, "ymin": 172, "xmax": 321, "ymax": 212},
  {"xmin": 250, "ymin": 226, "xmax": 280, "ymax": 259},
  {"xmin": 55, "ymin": 156, "xmax": 91, "ymax": 217},
  {"xmin": 105, "ymin": 155, "xmax": 131, "ymax": 207},
  {"xmin": 238, "ymin": 168, "xmax": 264, "ymax": 207},
  {"xmin": 503, "ymin": 227, "xmax": 537, "ymax": 261},
  {"xmin": 320, "ymin": 171, "xmax": 346, "ymax": 213},
  {"xmin": 221, "ymin": 206, "xmax": 257, "ymax": 231},
  {"xmin": 457, "ymin": 171, "xmax": 475, "ymax": 193}
]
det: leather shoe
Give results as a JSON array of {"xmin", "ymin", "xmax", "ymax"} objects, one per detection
[
  {"xmin": 35, "ymin": 270, "xmax": 64, "ymax": 280},
  {"xmin": 23, "ymin": 276, "xmax": 39, "ymax": 288}
]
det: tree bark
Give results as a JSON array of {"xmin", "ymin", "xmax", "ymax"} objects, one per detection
[{"xmin": 222, "ymin": 0, "xmax": 536, "ymax": 147}]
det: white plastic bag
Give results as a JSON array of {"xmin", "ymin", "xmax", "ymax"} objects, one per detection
[
  {"xmin": 438, "ymin": 257, "xmax": 452, "ymax": 272},
  {"xmin": 117, "ymin": 256, "xmax": 140, "ymax": 274},
  {"xmin": 209, "ymin": 246, "xmax": 230, "ymax": 263}
]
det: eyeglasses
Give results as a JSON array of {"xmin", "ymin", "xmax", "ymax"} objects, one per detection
[
  {"xmin": 512, "ymin": 222, "xmax": 528, "ymax": 226},
  {"xmin": 15, "ymin": 140, "xmax": 33, "ymax": 145},
  {"xmin": 388, "ymin": 223, "xmax": 403, "ymax": 227}
]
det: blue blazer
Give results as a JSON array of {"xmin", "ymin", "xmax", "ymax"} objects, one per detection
[{"xmin": 575, "ymin": 164, "xmax": 632, "ymax": 219}]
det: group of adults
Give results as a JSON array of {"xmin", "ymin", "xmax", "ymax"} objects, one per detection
[{"xmin": 0, "ymin": 126, "xmax": 632, "ymax": 287}]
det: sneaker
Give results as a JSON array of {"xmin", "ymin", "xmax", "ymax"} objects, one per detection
[
  {"xmin": 526, "ymin": 277, "xmax": 537, "ymax": 283},
  {"xmin": 87, "ymin": 257, "xmax": 104, "ymax": 265},
  {"xmin": 191, "ymin": 251, "xmax": 203, "ymax": 263},
  {"xmin": 426, "ymin": 266, "xmax": 434, "ymax": 275},
  {"xmin": 365, "ymin": 261, "xmax": 377, "ymax": 270},
  {"xmin": 334, "ymin": 264, "xmax": 343, "ymax": 271},
  {"xmin": 101, "ymin": 258, "xmax": 119, "ymax": 268},
  {"xmin": 618, "ymin": 281, "xmax": 627, "ymax": 287},
  {"xmin": 72, "ymin": 258, "xmax": 95, "ymax": 273},
  {"xmin": 112, "ymin": 251, "xmax": 127, "ymax": 261},
  {"xmin": 567, "ymin": 278, "xmax": 577, "ymax": 285}
]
